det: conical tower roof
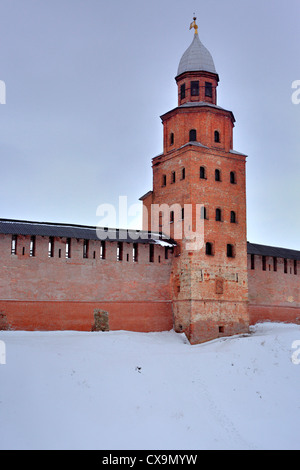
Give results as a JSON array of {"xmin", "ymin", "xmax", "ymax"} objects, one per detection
[{"xmin": 177, "ymin": 32, "xmax": 217, "ymax": 76}]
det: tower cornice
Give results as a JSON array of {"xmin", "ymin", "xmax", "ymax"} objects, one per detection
[
  {"xmin": 160, "ymin": 102, "xmax": 235, "ymax": 125},
  {"xmin": 175, "ymin": 70, "xmax": 219, "ymax": 84}
]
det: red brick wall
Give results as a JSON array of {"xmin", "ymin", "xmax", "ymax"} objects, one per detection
[
  {"xmin": 0, "ymin": 234, "xmax": 173, "ymax": 332},
  {"xmin": 248, "ymin": 254, "xmax": 300, "ymax": 325},
  {"xmin": 175, "ymin": 71, "xmax": 218, "ymax": 107},
  {"xmin": 161, "ymin": 106, "xmax": 234, "ymax": 155}
]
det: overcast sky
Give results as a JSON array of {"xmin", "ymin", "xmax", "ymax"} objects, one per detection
[{"xmin": 0, "ymin": 0, "xmax": 299, "ymax": 250}]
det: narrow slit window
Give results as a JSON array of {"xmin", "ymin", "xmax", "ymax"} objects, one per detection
[
  {"xmin": 100, "ymin": 241, "xmax": 106, "ymax": 260},
  {"xmin": 230, "ymin": 171, "xmax": 236, "ymax": 184},
  {"xmin": 83, "ymin": 239, "xmax": 89, "ymax": 259},
  {"xmin": 205, "ymin": 82, "xmax": 212, "ymax": 97},
  {"xmin": 191, "ymin": 80, "xmax": 199, "ymax": 96},
  {"xmin": 117, "ymin": 242, "xmax": 123, "ymax": 261},
  {"xmin": 227, "ymin": 244, "xmax": 234, "ymax": 258},
  {"xmin": 294, "ymin": 260, "xmax": 297, "ymax": 275},
  {"xmin": 214, "ymin": 130, "xmax": 220, "ymax": 143},
  {"xmin": 215, "ymin": 169, "xmax": 221, "ymax": 181},
  {"xmin": 251, "ymin": 254, "xmax": 255, "ymax": 270},
  {"xmin": 171, "ymin": 171, "xmax": 176, "ymax": 183},
  {"xmin": 201, "ymin": 206, "xmax": 207, "ymax": 220},
  {"xmin": 170, "ymin": 211, "xmax": 174, "ymax": 223},
  {"xmin": 162, "ymin": 174, "xmax": 167, "ymax": 187},
  {"xmin": 273, "ymin": 257, "xmax": 277, "ymax": 272},
  {"xmin": 189, "ymin": 129, "xmax": 197, "ymax": 142},
  {"xmin": 165, "ymin": 247, "xmax": 169, "ymax": 260},
  {"xmin": 284, "ymin": 258, "xmax": 287, "ymax": 274},
  {"xmin": 149, "ymin": 244, "xmax": 154, "ymax": 263},
  {"xmin": 180, "ymin": 83, "xmax": 186, "ymax": 100},
  {"xmin": 30, "ymin": 236, "xmax": 36, "ymax": 257},
  {"xmin": 181, "ymin": 167, "xmax": 185, "ymax": 180},
  {"xmin": 48, "ymin": 237, "xmax": 54, "ymax": 258},
  {"xmin": 66, "ymin": 238, "xmax": 71, "ymax": 259},
  {"xmin": 262, "ymin": 255, "xmax": 266, "ymax": 271},
  {"xmin": 200, "ymin": 166, "xmax": 206, "ymax": 179},
  {"xmin": 170, "ymin": 133, "xmax": 174, "ymax": 145},
  {"xmin": 11, "ymin": 235, "xmax": 17, "ymax": 255},
  {"xmin": 181, "ymin": 207, "xmax": 184, "ymax": 220},
  {"xmin": 159, "ymin": 211, "xmax": 163, "ymax": 229},
  {"xmin": 133, "ymin": 243, "xmax": 138, "ymax": 263},
  {"xmin": 206, "ymin": 242, "xmax": 213, "ymax": 256}
]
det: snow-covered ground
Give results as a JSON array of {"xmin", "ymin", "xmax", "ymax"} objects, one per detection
[{"xmin": 0, "ymin": 322, "xmax": 299, "ymax": 450}]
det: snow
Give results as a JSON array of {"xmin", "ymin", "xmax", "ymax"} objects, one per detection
[
  {"xmin": 153, "ymin": 239, "xmax": 175, "ymax": 247},
  {"xmin": 0, "ymin": 322, "xmax": 300, "ymax": 450}
]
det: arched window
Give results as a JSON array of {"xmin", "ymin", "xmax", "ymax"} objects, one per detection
[
  {"xmin": 189, "ymin": 129, "xmax": 197, "ymax": 142},
  {"xmin": 215, "ymin": 208, "xmax": 222, "ymax": 221},
  {"xmin": 214, "ymin": 130, "xmax": 220, "ymax": 143},
  {"xmin": 206, "ymin": 242, "xmax": 213, "ymax": 256},
  {"xmin": 200, "ymin": 166, "xmax": 206, "ymax": 179},
  {"xmin": 227, "ymin": 244, "xmax": 234, "ymax": 258},
  {"xmin": 230, "ymin": 171, "xmax": 236, "ymax": 184},
  {"xmin": 230, "ymin": 211, "xmax": 236, "ymax": 223},
  {"xmin": 215, "ymin": 169, "xmax": 221, "ymax": 181}
]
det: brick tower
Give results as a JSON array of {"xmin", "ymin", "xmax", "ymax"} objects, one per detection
[{"xmin": 141, "ymin": 19, "xmax": 249, "ymax": 343}]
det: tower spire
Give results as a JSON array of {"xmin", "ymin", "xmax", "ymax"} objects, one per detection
[{"xmin": 189, "ymin": 16, "xmax": 198, "ymax": 35}]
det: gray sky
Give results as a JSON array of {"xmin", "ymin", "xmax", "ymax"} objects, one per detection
[{"xmin": 0, "ymin": 0, "xmax": 299, "ymax": 250}]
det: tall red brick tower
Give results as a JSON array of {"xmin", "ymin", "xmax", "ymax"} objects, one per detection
[{"xmin": 140, "ymin": 19, "xmax": 249, "ymax": 343}]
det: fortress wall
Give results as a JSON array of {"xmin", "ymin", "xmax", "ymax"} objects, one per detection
[
  {"xmin": 247, "ymin": 254, "xmax": 300, "ymax": 325},
  {"xmin": 0, "ymin": 233, "xmax": 173, "ymax": 332}
]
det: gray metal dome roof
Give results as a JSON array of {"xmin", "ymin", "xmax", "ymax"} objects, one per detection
[{"xmin": 177, "ymin": 33, "xmax": 217, "ymax": 76}]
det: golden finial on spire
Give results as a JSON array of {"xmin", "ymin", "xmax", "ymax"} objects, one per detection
[{"xmin": 189, "ymin": 16, "xmax": 198, "ymax": 35}]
